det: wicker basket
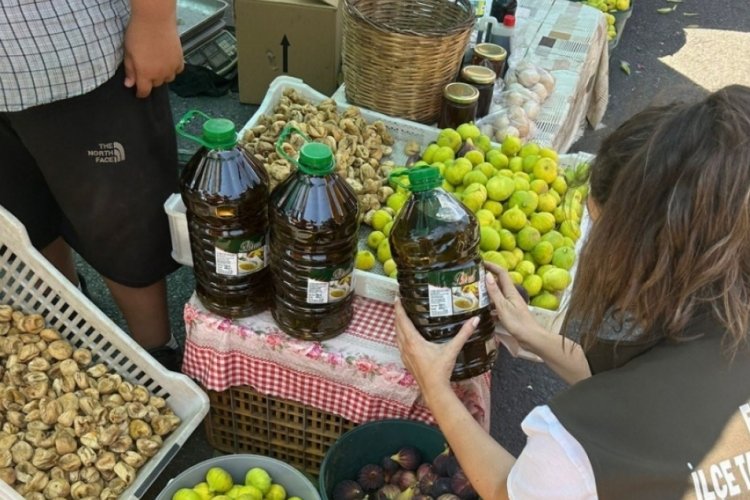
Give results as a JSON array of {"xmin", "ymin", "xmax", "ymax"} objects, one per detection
[
  {"xmin": 204, "ymin": 385, "xmax": 357, "ymax": 476},
  {"xmin": 342, "ymin": 0, "xmax": 475, "ymax": 124}
]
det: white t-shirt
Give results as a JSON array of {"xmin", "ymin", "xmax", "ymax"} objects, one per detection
[{"xmin": 507, "ymin": 405, "xmax": 599, "ymax": 499}]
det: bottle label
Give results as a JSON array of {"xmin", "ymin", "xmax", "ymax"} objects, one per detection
[
  {"xmin": 306, "ymin": 265, "xmax": 354, "ymax": 304},
  {"xmin": 214, "ymin": 235, "xmax": 268, "ymax": 276},
  {"xmin": 427, "ymin": 264, "xmax": 489, "ymax": 318}
]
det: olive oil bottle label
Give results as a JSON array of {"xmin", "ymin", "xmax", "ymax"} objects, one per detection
[
  {"xmin": 427, "ymin": 263, "xmax": 489, "ymax": 317},
  {"xmin": 306, "ymin": 265, "xmax": 354, "ymax": 304},
  {"xmin": 214, "ymin": 234, "xmax": 268, "ymax": 276}
]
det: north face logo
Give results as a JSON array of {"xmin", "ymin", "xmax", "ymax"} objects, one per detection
[{"xmin": 87, "ymin": 142, "xmax": 126, "ymax": 163}]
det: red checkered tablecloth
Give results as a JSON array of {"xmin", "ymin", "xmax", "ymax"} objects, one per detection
[{"xmin": 182, "ymin": 293, "xmax": 492, "ymax": 430}]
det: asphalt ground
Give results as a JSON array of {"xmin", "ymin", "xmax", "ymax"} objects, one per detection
[{"xmin": 66, "ymin": 0, "xmax": 750, "ymax": 496}]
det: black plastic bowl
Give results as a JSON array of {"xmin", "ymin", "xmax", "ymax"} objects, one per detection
[{"xmin": 318, "ymin": 419, "xmax": 446, "ymax": 500}]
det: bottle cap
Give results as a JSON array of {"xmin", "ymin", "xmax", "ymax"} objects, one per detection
[
  {"xmin": 408, "ymin": 166, "xmax": 442, "ymax": 192},
  {"xmin": 503, "ymin": 14, "xmax": 516, "ymax": 27},
  {"xmin": 443, "ymin": 82, "xmax": 480, "ymax": 105},
  {"xmin": 202, "ymin": 118, "xmax": 237, "ymax": 150},
  {"xmin": 461, "ymin": 65, "xmax": 497, "ymax": 85},
  {"xmin": 474, "ymin": 43, "xmax": 507, "ymax": 62},
  {"xmin": 298, "ymin": 142, "xmax": 334, "ymax": 175}
]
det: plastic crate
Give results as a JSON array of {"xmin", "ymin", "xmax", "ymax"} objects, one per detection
[
  {"xmin": 0, "ymin": 206, "xmax": 209, "ymax": 499},
  {"xmin": 203, "ymin": 385, "xmax": 357, "ymax": 477}
]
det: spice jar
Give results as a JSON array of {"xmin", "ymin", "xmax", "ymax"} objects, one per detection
[
  {"xmin": 472, "ymin": 43, "xmax": 507, "ymax": 79},
  {"xmin": 439, "ymin": 83, "xmax": 480, "ymax": 129},
  {"xmin": 459, "ymin": 65, "xmax": 496, "ymax": 119}
]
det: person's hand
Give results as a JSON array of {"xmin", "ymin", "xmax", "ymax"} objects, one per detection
[
  {"xmin": 394, "ymin": 299, "xmax": 477, "ymax": 398},
  {"xmin": 123, "ymin": 14, "xmax": 184, "ymax": 97},
  {"xmin": 484, "ymin": 262, "xmax": 547, "ymax": 352}
]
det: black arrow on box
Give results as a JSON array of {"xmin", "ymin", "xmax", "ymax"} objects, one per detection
[{"xmin": 281, "ymin": 35, "xmax": 290, "ymax": 73}]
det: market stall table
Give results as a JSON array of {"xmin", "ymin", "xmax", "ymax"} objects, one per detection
[{"xmin": 181, "ymin": 292, "xmax": 491, "ymax": 471}]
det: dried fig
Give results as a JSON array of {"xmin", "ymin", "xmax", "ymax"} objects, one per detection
[
  {"xmin": 44, "ymin": 477, "xmax": 71, "ymax": 498},
  {"xmin": 48, "ymin": 339, "xmax": 73, "ymax": 360}
]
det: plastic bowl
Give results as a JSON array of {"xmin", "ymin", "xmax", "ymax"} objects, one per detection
[
  {"xmin": 318, "ymin": 419, "xmax": 446, "ymax": 500},
  {"xmin": 156, "ymin": 454, "xmax": 321, "ymax": 500}
]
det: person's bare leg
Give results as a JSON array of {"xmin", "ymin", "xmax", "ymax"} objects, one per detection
[
  {"xmin": 41, "ymin": 237, "xmax": 79, "ymax": 285},
  {"xmin": 104, "ymin": 277, "xmax": 171, "ymax": 349}
]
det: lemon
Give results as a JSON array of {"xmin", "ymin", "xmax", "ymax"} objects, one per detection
[
  {"xmin": 234, "ymin": 485, "xmax": 263, "ymax": 500},
  {"xmin": 616, "ymin": 0, "xmax": 630, "ymax": 11},
  {"xmin": 173, "ymin": 489, "xmax": 202, "ymax": 500},
  {"xmin": 483, "ymin": 251, "xmax": 509, "ymax": 270},
  {"xmin": 389, "ymin": 269, "xmax": 398, "ymax": 279},
  {"xmin": 437, "ymin": 128, "xmax": 463, "ymax": 152},
  {"xmin": 486, "ymin": 149, "xmax": 510, "ymax": 169},
  {"xmin": 552, "ymin": 246, "xmax": 576, "ymax": 270},
  {"xmin": 497, "ymin": 168, "xmax": 514, "ymax": 177},
  {"xmin": 355, "ymin": 250, "xmax": 376, "ymax": 271},
  {"xmin": 551, "ymin": 176, "xmax": 568, "ymax": 196},
  {"xmin": 533, "ymin": 157, "xmax": 558, "ymax": 184},
  {"xmin": 457, "ymin": 123, "xmax": 481, "ymax": 141},
  {"xmin": 508, "ymin": 271, "xmax": 524, "ymax": 285},
  {"xmin": 476, "ymin": 209, "xmax": 496, "ymax": 227},
  {"xmin": 520, "ymin": 143, "xmax": 541, "ymax": 157},
  {"xmin": 482, "ymin": 200, "xmax": 504, "ymax": 217},
  {"xmin": 206, "ymin": 467, "xmax": 234, "ymax": 494},
  {"xmin": 383, "ymin": 220, "xmax": 394, "ymax": 237},
  {"xmin": 508, "ymin": 156, "xmax": 524, "ymax": 173},
  {"xmin": 383, "ymin": 259, "xmax": 397, "ymax": 276},
  {"xmin": 562, "ymin": 236, "xmax": 576, "ymax": 248},
  {"xmin": 515, "ymin": 260, "xmax": 536, "ymax": 278},
  {"xmin": 542, "ymin": 268, "xmax": 571, "ymax": 292},
  {"xmin": 508, "ymin": 190, "xmax": 539, "ymax": 216},
  {"xmin": 539, "ymin": 147, "xmax": 559, "ymax": 161},
  {"xmin": 537, "ymin": 264, "xmax": 555, "ymax": 278},
  {"xmin": 265, "ymin": 484, "xmax": 287, "ymax": 500},
  {"xmin": 464, "ymin": 149, "xmax": 485, "ymax": 166},
  {"xmin": 486, "ymin": 175, "xmax": 515, "ymax": 202},
  {"xmin": 531, "ymin": 241, "xmax": 555, "ymax": 265},
  {"xmin": 371, "ymin": 210, "xmax": 392, "ymax": 231},
  {"xmin": 501, "ymin": 135, "xmax": 522, "ymax": 156},
  {"xmin": 442, "ymin": 180, "xmax": 455, "ymax": 192},
  {"xmin": 386, "ymin": 192, "xmax": 408, "ymax": 213},
  {"xmin": 529, "ymin": 212, "xmax": 556, "ymax": 234},
  {"xmin": 522, "ymin": 274, "xmax": 543, "ymax": 297},
  {"xmin": 514, "ymin": 171, "xmax": 531, "ymax": 181},
  {"xmin": 531, "ymin": 291, "xmax": 559, "ymax": 310},
  {"xmin": 498, "ymin": 229, "xmax": 517, "ymax": 250},
  {"xmin": 377, "ymin": 239, "xmax": 392, "ymax": 263},
  {"xmin": 553, "ymin": 206, "xmax": 566, "ymax": 224},
  {"xmin": 500, "ymin": 207, "xmax": 527, "ymax": 231},
  {"xmin": 480, "ymin": 226, "xmax": 501, "ymax": 251},
  {"xmin": 463, "ymin": 183, "xmax": 488, "ymax": 204},
  {"xmin": 476, "ymin": 162, "xmax": 496, "ymax": 178},
  {"xmin": 512, "ymin": 247, "xmax": 525, "ymax": 263},
  {"xmin": 517, "ymin": 226, "xmax": 541, "ymax": 251},
  {"xmin": 541, "ymin": 230, "xmax": 565, "ymax": 249},
  {"xmin": 500, "ymin": 250, "xmax": 520, "ymax": 269},
  {"xmin": 421, "ymin": 143, "xmax": 440, "ymax": 164},
  {"xmin": 444, "ymin": 158, "xmax": 473, "ymax": 186},
  {"xmin": 463, "ymin": 170, "xmax": 488, "ymax": 186},
  {"xmin": 537, "ymin": 192, "xmax": 558, "ymax": 213},
  {"xmin": 462, "ymin": 196, "xmax": 482, "ymax": 213}
]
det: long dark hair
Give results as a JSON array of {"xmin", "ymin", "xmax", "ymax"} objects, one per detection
[{"xmin": 564, "ymin": 85, "xmax": 750, "ymax": 353}]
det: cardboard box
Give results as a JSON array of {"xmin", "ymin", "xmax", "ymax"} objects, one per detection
[{"xmin": 235, "ymin": 0, "xmax": 341, "ymax": 103}]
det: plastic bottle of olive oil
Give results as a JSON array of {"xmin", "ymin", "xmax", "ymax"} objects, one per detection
[
  {"xmin": 269, "ymin": 127, "xmax": 360, "ymax": 340},
  {"xmin": 389, "ymin": 166, "xmax": 496, "ymax": 380},
  {"xmin": 177, "ymin": 111, "xmax": 271, "ymax": 318}
]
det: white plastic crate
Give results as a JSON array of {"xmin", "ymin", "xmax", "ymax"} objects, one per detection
[{"xmin": 0, "ymin": 206, "xmax": 209, "ymax": 499}]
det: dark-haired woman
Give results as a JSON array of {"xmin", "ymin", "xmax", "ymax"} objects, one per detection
[{"xmin": 395, "ymin": 85, "xmax": 750, "ymax": 499}]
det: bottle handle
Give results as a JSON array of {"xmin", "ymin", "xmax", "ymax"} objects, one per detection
[
  {"xmin": 175, "ymin": 110, "xmax": 215, "ymax": 149},
  {"xmin": 388, "ymin": 168, "xmax": 411, "ymax": 190},
  {"xmin": 275, "ymin": 125, "xmax": 312, "ymax": 166}
]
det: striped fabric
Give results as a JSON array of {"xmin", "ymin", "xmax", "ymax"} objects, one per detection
[{"xmin": 0, "ymin": 0, "xmax": 130, "ymax": 111}]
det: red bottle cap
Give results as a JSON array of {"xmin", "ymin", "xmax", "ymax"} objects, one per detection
[{"xmin": 503, "ymin": 14, "xmax": 516, "ymax": 27}]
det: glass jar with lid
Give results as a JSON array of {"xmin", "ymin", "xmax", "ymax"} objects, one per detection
[
  {"xmin": 459, "ymin": 65, "xmax": 497, "ymax": 118},
  {"xmin": 439, "ymin": 83, "xmax": 480, "ymax": 129},
  {"xmin": 472, "ymin": 43, "xmax": 507, "ymax": 79}
]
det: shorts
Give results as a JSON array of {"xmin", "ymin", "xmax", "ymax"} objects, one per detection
[{"xmin": 0, "ymin": 65, "xmax": 180, "ymax": 287}]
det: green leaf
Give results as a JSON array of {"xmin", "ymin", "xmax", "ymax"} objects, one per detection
[{"xmin": 620, "ymin": 60, "xmax": 631, "ymax": 75}]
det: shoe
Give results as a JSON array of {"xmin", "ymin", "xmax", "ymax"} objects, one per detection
[{"xmin": 147, "ymin": 345, "xmax": 183, "ymax": 372}]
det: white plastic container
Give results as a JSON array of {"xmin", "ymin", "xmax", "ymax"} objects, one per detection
[{"xmin": 0, "ymin": 205, "xmax": 210, "ymax": 499}]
